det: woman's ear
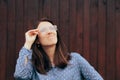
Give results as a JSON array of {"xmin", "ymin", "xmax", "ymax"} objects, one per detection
[
  {"xmin": 35, "ymin": 35, "xmax": 41, "ymax": 47},
  {"xmin": 36, "ymin": 39, "xmax": 41, "ymax": 47},
  {"xmin": 36, "ymin": 39, "xmax": 40, "ymax": 44},
  {"xmin": 36, "ymin": 43, "xmax": 41, "ymax": 48}
]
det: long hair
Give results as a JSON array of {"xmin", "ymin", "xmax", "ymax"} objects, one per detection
[{"xmin": 31, "ymin": 18, "xmax": 71, "ymax": 74}]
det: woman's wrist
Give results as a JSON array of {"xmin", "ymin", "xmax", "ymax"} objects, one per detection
[{"xmin": 24, "ymin": 42, "xmax": 32, "ymax": 50}]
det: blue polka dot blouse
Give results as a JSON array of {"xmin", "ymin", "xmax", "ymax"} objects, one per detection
[{"xmin": 14, "ymin": 47, "xmax": 103, "ymax": 80}]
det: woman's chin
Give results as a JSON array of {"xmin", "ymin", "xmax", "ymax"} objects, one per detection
[{"xmin": 42, "ymin": 42, "xmax": 57, "ymax": 47}]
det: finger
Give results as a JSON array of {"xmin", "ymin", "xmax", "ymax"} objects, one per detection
[
  {"xmin": 29, "ymin": 29, "xmax": 38, "ymax": 32},
  {"xmin": 30, "ymin": 29, "xmax": 39, "ymax": 32},
  {"xmin": 34, "ymin": 29, "xmax": 39, "ymax": 31},
  {"xmin": 25, "ymin": 29, "xmax": 39, "ymax": 36},
  {"xmin": 29, "ymin": 31, "xmax": 38, "ymax": 36},
  {"xmin": 28, "ymin": 29, "xmax": 38, "ymax": 34}
]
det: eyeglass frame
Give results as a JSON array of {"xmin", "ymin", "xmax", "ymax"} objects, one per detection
[{"xmin": 38, "ymin": 25, "xmax": 57, "ymax": 33}]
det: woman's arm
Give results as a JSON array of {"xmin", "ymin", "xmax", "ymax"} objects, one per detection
[
  {"xmin": 14, "ymin": 47, "xmax": 34, "ymax": 80},
  {"xmin": 73, "ymin": 53, "xmax": 103, "ymax": 80}
]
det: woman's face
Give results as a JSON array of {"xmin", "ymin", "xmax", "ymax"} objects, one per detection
[{"xmin": 37, "ymin": 21, "xmax": 58, "ymax": 47}]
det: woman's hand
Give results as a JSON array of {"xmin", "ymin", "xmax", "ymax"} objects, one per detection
[{"xmin": 24, "ymin": 29, "xmax": 39, "ymax": 50}]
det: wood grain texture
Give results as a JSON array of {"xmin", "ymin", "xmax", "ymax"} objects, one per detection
[
  {"xmin": 0, "ymin": 1, "xmax": 7, "ymax": 80},
  {"xmin": 0, "ymin": 0, "xmax": 120, "ymax": 80}
]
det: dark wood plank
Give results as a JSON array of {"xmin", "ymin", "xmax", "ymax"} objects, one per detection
[
  {"xmin": 38, "ymin": 0, "xmax": 44, "ymax": 19},
  {"xmin": 0, "ymin": 1, "xmax": 7, "ymax": 80},
  {"xmin": 42, "ymin": 0, "xmax": 51, "ymax": 18},
  {"xmin": 106, "ymin": 0, "xmax": 116, "ymax": 80},
  {"xmin": 23, "ymin": 0, "xmax": 28, "ymax": 32},
  {"xmin": 24, "ymin": 0, "xmax": 39, "ymax": 30},
  {"xmin": 83, "ymin": 0, "xmax": 90, "ymax": 61},
  {"xmin": 89, "ymin": 0, "xmax": 98, "ymax": 68},
  {"xmin": 69, "ymin": 0, "xmax": 77, "ymax": 52},
  {"xmin": 76, "ymin": 0, "xmax": 84, "ymax": 54},
  {"xmin": 6, "ymin": 0, "xmax": 16, "ymax": 80},
  {"xmin": 115, "ymin": 0, "xmax": 120, "ymax": 80},
  {"xmin": 98, "ymin": 0, "xmax": 106, "ymax": 79},
  {"xmin": 28, "ymin": 0, "xmax": 39, "ymax": 29},
  {"xmin": 15, "ymin": 0, "xmax": 24, "ymax": 58},
  {"xmin": 59, "ymin": 0, "xmax": 69, "ymax": 48},
  {"xmin": 50, "ymin": 0, "xmax": 59, "ymax": 25}
]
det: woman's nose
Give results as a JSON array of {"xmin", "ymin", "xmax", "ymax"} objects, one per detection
[{"xmin": 47, "ymin": 30, "xmax": 53, "ymax": 34}]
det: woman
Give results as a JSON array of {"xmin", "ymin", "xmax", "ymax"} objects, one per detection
[{"xmin": 14, "ymin": 18, "xmax": 103, "ymax": 80}]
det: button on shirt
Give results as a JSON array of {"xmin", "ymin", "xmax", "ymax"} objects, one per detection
[{"xmin": 14, "ymin": 47, "xmax": 103, "ymax": 80}]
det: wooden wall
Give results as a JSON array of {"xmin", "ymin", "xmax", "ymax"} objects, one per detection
[{"xmin": 0, "ymin": 0, "xmax": 120, "ymax": 80}]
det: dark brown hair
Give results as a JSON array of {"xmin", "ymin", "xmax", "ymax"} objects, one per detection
[{"xmin": 31, "ymin": 18, "xmax": 71, "ymax": 74}]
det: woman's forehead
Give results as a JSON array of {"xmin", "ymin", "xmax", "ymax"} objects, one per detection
[{"xmin": 38, "ymin": 22, "xmax": 53, "ymax": 28}]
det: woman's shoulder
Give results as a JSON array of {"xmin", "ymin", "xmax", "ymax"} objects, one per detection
[
  {"xmin": 70, "ymin": 52, "xmax": 88, "ymax": 64},
  {"xmin": 70, "ymin": 52, "xmax": 82, "ymax": 59},
  {"xmin": 69, "ymin": 52, "xmax": 83, "ymax": 63}
]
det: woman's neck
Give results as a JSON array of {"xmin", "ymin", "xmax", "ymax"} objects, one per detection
[{"xmin": 42, "ymin": 45, "xmax": 56, "ymax": 64}]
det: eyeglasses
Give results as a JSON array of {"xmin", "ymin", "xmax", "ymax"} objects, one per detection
[{"xmin": 39, "ymin": 25, "xmax": 57, "ymax": 33}]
